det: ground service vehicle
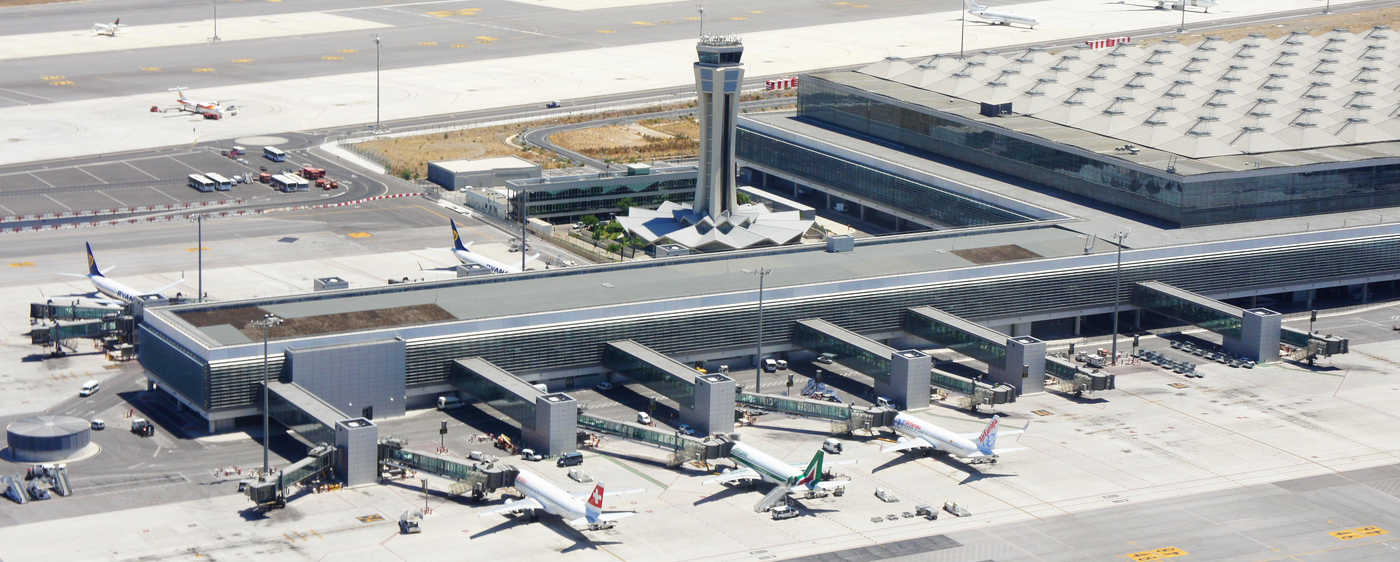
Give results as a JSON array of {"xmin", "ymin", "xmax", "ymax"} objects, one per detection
[
  {"xmin": 131, "ymin": 418, "xmax": 154, "ymax": 437},
  {"xmin": 556, "ymin": 451, "xmax": 583, "ymax": 467},
  {"xmin": 263, "ymin": 146, "xmax": 286, "ymax": 162},
  {"xmin": 80, "ymin": 380, "xmax": 100, "ymax": 396}
]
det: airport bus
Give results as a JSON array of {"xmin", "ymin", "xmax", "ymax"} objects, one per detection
[
  {"xmin": 187, "ymin": 173, "xmax": 215, "ymax": 192},
  {"xmin": 263, "ymin": 146, "xmax": 287, "ymax": 162},
  {"xmin": 204, "ymin": 172, "xmax": 233, "ymax": 191}
]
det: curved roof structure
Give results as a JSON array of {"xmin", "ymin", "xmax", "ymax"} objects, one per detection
[{"xmin": 859, "ymin": 27, "xmax": 1399, "ymax": 158}]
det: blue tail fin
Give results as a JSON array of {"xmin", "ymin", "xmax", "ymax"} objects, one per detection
[
  {"xmin": 976, "ymin": 416, "xmax": 999, "ymax": 455},
  {"xmin": 85, "ymin": 242, "xmax": 102, "ymax": 277},
  {"xmin": 450, "ymin": 220, "xmax": 467, "ymax": 251}
]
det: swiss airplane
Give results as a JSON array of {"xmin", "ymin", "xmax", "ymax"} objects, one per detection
[
  {"xmin": 169, "ymin": 87, "xmax": 232, "ymax": 119},
  {"xmin": 450, "ymin": 219, "xmax": 537, "ymax": 274},
  {"xmin": 882, "ymin": 413, "xmax": 1027, "ymax": 464},
  {"xmin": 93, "ymin": 18, "xmax": 123, "ymax": 37},
  {"xmin": 967, "ymin": 1, "xmax": 1039, "ymax": 28},
  {"xmin": 479, "ymin": 469, "xmax": 641, "ymax": 530},
  {"xmin": 704, "ymin": 442, "xmax": 849, "ymax": 512},
  {"xmin": 59, "ymin": 243, "xmax": 183, "ymax": 305},
  {"xmin": 1156, "ymin": 0, "xmax": 1217, "ymax": 12}
]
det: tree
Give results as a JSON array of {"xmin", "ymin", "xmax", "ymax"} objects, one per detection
[
  {"xmin": 737, "ymin": 192, "xmax": 752, "ymax": 205},
  {"xmin": 591, "ymin": 227, "xmax": 603, "ymax": 242},
  {"xmin": 627, "ymin": 235, "xmax": 647, "ymax": 249},
  {"xmin": 603, "ymin": 220, "xmax": 624, "ymax": 235},
  {"xmin": 616, "ymin": 197, "xmax": 636, "ymax": 212},
  {"xmin": 606, "ymin": 242, "xmax": 623, "ymax": 255},
  {"xmin": 579, "ymin": 215, "xmax": 599, "ymax": 228}
]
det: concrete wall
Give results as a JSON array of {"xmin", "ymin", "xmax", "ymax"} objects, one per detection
[
  {"xmin": 286, "ymin": 339, "xmax": 406, "ymax": 420},
  {"xmin": 683, "ymin": 373, "xmax": 736, "ymax": 436},
  {"xmin": 524, "ymin": 393, "xmax": 577, "ymax": 456},
  {"xmin": 334, "ymin": 418, "xmax": 378, "ymax": 487},
  {"xmin": 880, "ymin": 349, "xmax": 931, "ymax": 410}
]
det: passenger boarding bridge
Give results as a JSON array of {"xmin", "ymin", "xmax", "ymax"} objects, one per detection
[
  {"xmin": 1133, "ymin": 281, "xmax": 1348, "ymax": 362},
  {"xmin": 264, "ymin": 382, "xmax": 378, "ymax": 487},
  {"xmin": 603, "ymin": 340, "xmax": 736, "ymax": 435},
  {"xmin": 792, "ymin": 318, "xmax": 1015, "ymax": 408},
  {"xmin": 450, "ymin": 357, "xmax": 577, "ymax": 456}
]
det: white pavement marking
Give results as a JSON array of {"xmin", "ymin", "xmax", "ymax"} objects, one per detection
[
  {"xmin": 77, "ymin": 166, "xmax": 108, "ymax": 184},
  {"xmin": 148, "ymin": 185, "xmax": 182, "ymax": 202},
  {"xmin": 28, "ymin": 173, "xmax": 54, "ymax": 187},
  {"xmin": 124, "ymin": 161, "xmax": 161, "ymax": 181},
  {"xmin": 0, "ymin": 87, "xmax": 54, "ymax": 103},
  {"xmin": 505, "ymin": 0, "xmax": 682, "ymax": 10},
  {"xmin": 41, "ymin": 193, "xmax": 72, "ymax": 211},
  {"xmin": 325, "ymin": 0, "xmax": 475, "ymax": 12},
  {"xmin": 0, "ymin": 0, "xmax": 1372, "ymax": 165},
  {"xmin": 96, "ymin": 190, "xmax": 127, "ymax": 207},
  {"xmin": 0, "ymin": 13, "xmax": 393, "ymax": 61},
  {"xmin": 0, "ymin": 202, "xmax": 15, "ymax": 215}
]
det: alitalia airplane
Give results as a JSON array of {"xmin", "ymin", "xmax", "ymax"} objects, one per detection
[
  {"xmin": 59, "ymin": 243, "xmax": 183, "ymax": 305},
  {"xmin": 882, "ymin": 413, "xmax": 1027, "ymax": 464},
  {"xmin": 704, "ymin": 442, "xmax": 849, "ymax": 512},
  {"xmin": 479, "ymin": 469, "xmax": 642, "ymax": 530}
]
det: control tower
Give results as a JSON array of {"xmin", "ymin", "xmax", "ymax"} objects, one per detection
[{"xmin": 692, "ymin": 34, "xmax": 744, "ymax": 219}]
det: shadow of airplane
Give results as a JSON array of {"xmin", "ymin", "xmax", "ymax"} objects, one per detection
[
  {"xmin": 693, "ymin": 480, "xmax": 758, "ymax": 506},
  {"xmin": 471, "ymin": 508, "xmax": 624, "ymax": 551}
]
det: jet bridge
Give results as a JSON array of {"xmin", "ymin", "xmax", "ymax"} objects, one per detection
[
  {"xmin": 265, "ymin": 382, "xmax": 378, "ymax": 486},
  {"xmin": 603, "ymin": 340, "xmax": 736, "ymax": 436},
  {"xmin": 792, "ymin": 318, "xmax": 1014, "ymax": 408},
  {"xmin": 450, "ymin": 357, "xmax": 577, "ymax": 456},
  {"xmin": 903, "ymin": 307, "xmax": 1055, "ymax": 395},
  {"xmin": 575, "ymin": 413, "xmax": 726, "ymax": 466},
  {"xmin": 1133, "ymin": 281, "xmax": 1346, "ymax": 362}
]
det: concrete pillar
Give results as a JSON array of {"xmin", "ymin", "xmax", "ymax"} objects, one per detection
[
  {"xmin": 333, "ymin": 418, "xmax": 378, "ymax": 487},
  {"xmin": 999, "ymin": 336, "xmax": 1046, "ymax": 395},
  {"xmin": 1224, "ymin": 308, "xmax": 1282, "ymax": 362},
  {"xmin": 1073, "ymin": 315, "xmax": 1082, "ymax": 336},
  {"xmin": 525, "ymin": 393, "xmax": 578, "ymax": 456},
  {"xmin": 1362, "ymin": 283, "xmax": 1370, "ymax": 303},
  {"xmin": 1250, "ymin": 294, "xmax": 1258, "ymax": 307},
  {"xmin": 1134, "ymin": 309, "xmax": 1142, "ymax": 331},
  {"xmin": 858, "ymin": 203, "xmax": 867, "ymax": 221},
  {"xmin": 684, "ymin": 373, "xmax": 735, "ymax": 436},
  {"xmin": 878, "ymin": 350, "xmax": 932, "ymax": 410},
  {"xmin": 1009, "ymin": 322, "xmax": 1032, "ymax": 337}
]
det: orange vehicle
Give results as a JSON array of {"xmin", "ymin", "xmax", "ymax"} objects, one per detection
[
  {"xmin": 258, "ymin": 172, "xmax": 272, "ymax": 184},
  {"xmin": 300, "ymin": 167, "xmax": 325, "ymax": 180}
]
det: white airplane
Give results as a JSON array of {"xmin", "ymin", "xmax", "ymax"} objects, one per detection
[
  {"xmin": 1156, "ymin": 0, "xmax": 1216, "ymax": 12},
  {"xmin": 93, "ymin": 18, "xmax": 123, "ymax": 37},
  {"xmin": 450, "ymin": 219, "xmax": 537, "ymax": 274},
  {"xmin": 882, "ymin": 413, "xmax": 1027, "ymax": 464},
  {"xmin": 58, "ymin": 243, "xmax": 183, "ymax": 305},
  {"xmin": 479, "ymin": 469, "xmax": 641, "ymax": 530},
  {"xmin": 704, "ymin": 443, "xmax": 849, "ymax": 512},
  {"xmin": 168, "ymin": 87, "xmax": 232, "ymax": 119},
  {"xmin": 967, "ymin": 1, "xmax": 1039, "ymax": 28}
]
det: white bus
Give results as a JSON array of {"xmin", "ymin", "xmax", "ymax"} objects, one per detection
[
  {"xmin": 263, "ymin": 146, "xmax": 287, "ymax": 162},
  {"xmin": 271, "ymin": 173, "xmax": 309, "ymax": 192},
  {"xmin": 204, "ymin": 172, "xmax": 233, "ymax": 191},
  {"xmin": 187, "ymin": 173, "xmax": 215, "ymax": 192}
]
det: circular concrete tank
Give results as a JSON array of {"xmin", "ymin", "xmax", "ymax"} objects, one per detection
[{"xmin": 6, "ymin": 415, "xmax": 91, "ymax": 462}]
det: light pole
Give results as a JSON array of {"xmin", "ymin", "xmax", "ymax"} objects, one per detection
[
  {"xmin": 520, "ymin": 188, "xmax": 528, "ymax": 272},
  {"xmin": 743, "ymin": 267, "xmax": 772, "ymax": 392},
  {"xmin": 959, "ymin": 0, "xmax": 967, "ymax": 59},
  {"xmin": 211, "ymin": 0, "xmax": 220, "ymax": 42},
  {"xmin": 197, "ymin": 214, "xmax": 203, "ymax": 303},
  {"xmin": 249, "ymin": 313, "xmax": 283, "ymax": 474},
  {"xmin": 1109, "ymin": 231, "xmax": 1129, "ymax": 365},
  {"xmin": 374, "ymin": 34, "xmax": 382, "ymax": 133},
  {"xmin": 1324, "ymin": 0, "xmax": 1330, "ymax": 14},
  {"xmin": 1177, "ymin": 0, "xmax": 1186, "ymax": 33}
]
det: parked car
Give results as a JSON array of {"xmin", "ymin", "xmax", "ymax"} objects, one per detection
[
  {"xmin": 636, "ymin": 411, "xmax": 652, "ymax": 425},
  {"xmin": 90, "ymin": 419, "xmax": 105, "ymax": 430},
  {"xmin": 815, "ymin": 353, "xmax": 836, "ymax": 364},
  {"xmin": 545, "ymin": 100, "xmax": 560, "ymax": 108},
  {"xmin": 519, "ymin": 448, "xmax": 544, "ymax": 461},
  {"xmin": 79, "ymin": 380, "xmax": 100, "ymax": 396},
  {"xmin": 556, "ymin": 451, "xmax": 584, "ymax": 467},
  {"xmin": 822, "ymin": 438, "xmax": 843, "ymax": 454},
  {"xmin": 769, "ymin": 504, "xmax": 799, "ymax": 520},
  {"xmin": 594, "ymin": 381, "xmax": 614, "ymax": 391},
  {"xmin": 677, "ymin": 424, "xmax": 695, "ymax": 436}
]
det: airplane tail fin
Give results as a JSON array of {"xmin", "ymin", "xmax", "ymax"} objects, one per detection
[
  {"xmin": 584, "ymin": 483, "xmax": 605, "ymax": 523},
  {"xmin": 449, "ymin": 220, "xmax": 468, "ymax": 251},
  {"xmin": 85, "ymin": 242, "xmax": 102, "ymax": 277},
  {"xmin": 114, "ymin": 18, "xmax": 120, "ymax": 25},
  {"xmin": 789, "ymin": 450, "xmax": 825, "ymax": 490},
  {"xmin": 976, "ymin": 416, "xmax": 999, "ymax": 456}
]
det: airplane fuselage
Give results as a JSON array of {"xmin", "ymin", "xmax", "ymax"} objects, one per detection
[
  {"xmin": 512, "ymin": 470, "xmax": 588, "ymax": 520},
  {"xmin": 453, "ymin": 248, "xmax": 520, "ymax": 274},
  {"xmin": 729, "ymin": 442, "xmax": 802, "ymax": 486},
  {"xmin": 892, "ymin": 413, "xmax": 983, "ymax": 458},
  {"xmin": 91, "ymin": 274, "xmax": 146, "ymax": 303}
]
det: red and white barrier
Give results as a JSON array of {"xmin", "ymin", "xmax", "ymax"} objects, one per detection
[
  {"xmin": 0, "ymin": 198, "xmax": 246, "ymax": 224},
  {"xmin": 1085, "ymin": 36, "xmax": 1130, "ymax": 49}
]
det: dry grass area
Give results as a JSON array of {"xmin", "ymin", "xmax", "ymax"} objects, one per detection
[
  {"xmin": 1137, "ymin": 6, "xmax": 1400, "ymax": 46},
  {"xmin": 550, "ymin": 116, "xmax": 701, "ymax": 163},
  {"xmin": 357, "ymin": 123, "xmax": 573, "ymax": 179},
  {"xmin": 178, "ymin": 304, "xmax": 456, "ymax": 340},
  {"xmin": 952, "ymin": 244, "xmax": 1042, "ymax": 264}
]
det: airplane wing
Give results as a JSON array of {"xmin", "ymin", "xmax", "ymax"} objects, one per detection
[
  {"xmin": 572, "ymin": 487, "xmax": 644, "ymax": 498},
  {"xmin": 814, "ymin": 479, "xmax": 850, "ymax": 491},
  {"xmin": 477, "ymin": 497, "xmax": 544, "ymax": 517},
  {"xmin": 703, "ymin": 468, "xmax": 760, "ymax": 486},
  {"xmin": 57, "ymin": 273, "xmax": 89, "ymax": 279},
  {"xmin": 151, "ymin": 277, "xmax": 184, "ymax": 295},
  {"xmin": 991, "ymin": 447, "xmax": 1026, "ymax": 455},
  {"xmin": 568, "ymin": 511, "xmax": 635, "ymax": 526},
  {"xmin": 880, "ymin": 437, "xmax": 927, "ymax": 454}
]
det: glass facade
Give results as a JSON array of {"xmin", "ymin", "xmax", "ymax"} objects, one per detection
[
  {"xmin": 601, "ymin": 342, "xmax": 696, "ymax": 407},
  {"xmin": 797, "ymin": 73, "xmax": 1400, "ymax": 226},
  {"xmin": 736, "ymin": 128, "xmax": 1028, "ymax": 228},
  {"xmin": 790, "ymin": 320, "xmax": 892, "ymax": 382},
  {"xmin": 510, "ymin": 173, "xmax": 695, "ymax": 220},
  {"xmin": 578, "ymin": 413, "xmax": 685, "ymax": 450},
  {"xmin": 451, "ymin": 361, "xmax": 536, "ymax": 428},
  {"xmin": 735, "ymin": 392, "xmax": 853, "ymax": 420},
  {"xmin": 904, "ymin": 311, "xmax": 1008, "ymax": 366},
  {"xmin": 1134, "ymin": 284, "xmax": 1243, "ymax": 339}
]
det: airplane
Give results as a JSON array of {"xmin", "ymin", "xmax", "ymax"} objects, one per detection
[
  {"xmin": 882, "ymin": 413, "xmax": 1027, "ymax": 464},
  {"xmin": 168, "ymin": 87, "xmax": 233, "ymax": 119},
  {"xmin": 93, "ymin": 18, "xmax": 123, "ymax": 37},
  {"xmin": 450, "ymin": 219, "xmax": 537, "ymax": 274},
  {"xmin": 479, "ymin": 469, "xmax": 641, "ymax": 530},
  {"xmin": 58, "ymin": 243, "xmax": 183, "ymax": 305},
  {"xmin": 967, "ymin": 1, "xmax": 1039, "ymax": 28},
  {"xmin": 704, "ymin": 442, "xmax": 850, "ymax": 512},
  {"xmin": 1156, "ymin": 0, "xmax": 1216, "ymax": 12}
]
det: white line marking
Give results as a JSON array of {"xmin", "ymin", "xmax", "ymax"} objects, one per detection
[
  {"xmin": 77, "ymin": 166, "xmax": 108, "ymax": 184},
  {"xmin": 0, "ymin": 92, "xmax": 31, "ymax": 105},
  {"xmin": 148, "ymin": 185, "xmax": 181, "ymax": 202},
  {"xmin": 96, "ymin": 190, "xmax": 127, "ymax": 207},
  {"xmin": 326, "ymin": 0, "xmax": 472, "ymax": 13},
  {"xmin": 29, "ymin": 172, "xmax": 54, "ymax": 187},
  {"xmin": 0, "ymin": 202, "xmax": 15, "ymax": 215},
  {"xmin": 153, "ymin": 445, "xmax": 161, "ymax": 458},
  {"xmin": 41, "ymin": 193, "xmax": 72, "ymax": 210},
  {"xmin": 124, "ymin": 161, "xmax": 161, "ymax": 180},
  {"xmin": 168, "ymin": 155, "xmax": 203, "ymax": 173},
  {"xmin": 0, "ymin": 86, "xmax": 53, "ymax": 103}
]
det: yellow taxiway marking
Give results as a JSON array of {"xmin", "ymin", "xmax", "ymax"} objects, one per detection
[
  {"xmin": 266, "ymin": 0, "xmax": 282, "ymax": 3},
  {"xmin": 321, "ymin": 55, "xmax": 343, "ymax": 61},
  {"xmin": 41, "ymin": 75, "xmax": 64, "ymax": 80},
  {"xmin": 1124, "ymin": 547, "xmax": 1187, "ymax": 561},
  {"xmin": 347, "ymin": 232, "xmax": 372, "ymax": 238},
  {"xmin": 419, "ymin": 41, "xmax": 438, "ymax": 46},
  {"xmin": 751, "ymin": 9, "xmax": 764, "ymax": 14},
  {"xmin": 730, "ymin": 16, "xmax": 747, "ymax": 20},
  {"xmin": 49, "ymin": 80, "xmax": 74, "ymax": 86},
  {"xmin": 630, "ymin": 20, "xmax": 654, "ymax": 26},
  {"xmin": 684, "ymin": 16, "xmax": 700, "ymax": 21},
  {"xmin": 475, "ymin": 35, "xmax": 497, "ymax": 43},
  {"xmin": 427, "ymin": 8, "xmax": 481, "ymax": 17},
  {"xmin": 833, "ymin": 1, "xmax": 869, "ymax": 6},
  {"xmin": 141, "ymin": 66, "xmax": 161, "ymax": 72},
  {"xmin": 185, "ymin": 247, "xmax": 211, "ymax": 252},
  {"xmin": 231, "ymin": 58, "xmax": 253, "ymax": 63},
  {"xmin": 1331, "ymin": 526, "xmax": 1388, "ymax": 540},
  {"xmin": 451, "ymin": 43, "xmax": 469, "ymax": 48},
  {"xmin": 192, "ymin": 67, "xmax": 215, "ymax": 72},
  {"xmin": 596, "ymin": 29, "xmax": 616, "ymax": 34},
  {"xmin": 8, "ymin": 262, "xmax": 36, "ymax": 267},
  {"xmin": 338, "ymin": 48, "xmax": 358, "ymax": 54}
]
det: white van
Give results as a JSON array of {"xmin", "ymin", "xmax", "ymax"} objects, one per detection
[{"xmin": 79, "ymin": 380, "xmax": 100, "ymax": 396}]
